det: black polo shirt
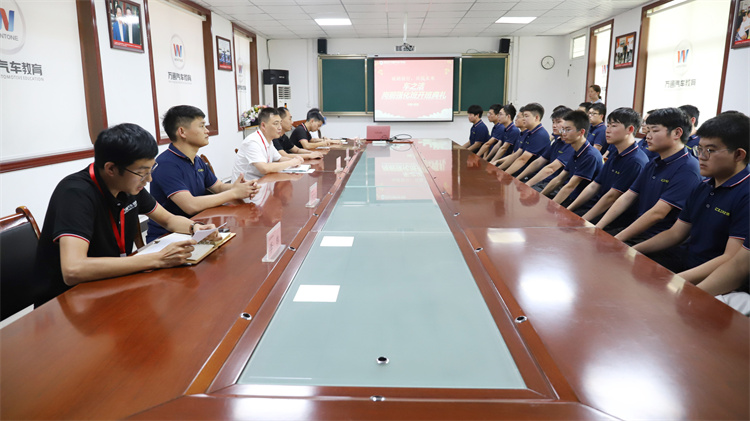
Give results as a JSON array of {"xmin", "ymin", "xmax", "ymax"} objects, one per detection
[
  {"xmin": 35, "ymin": 166, "xmax": 157, "ymax": 305},
  {"xmin": 273, "ymin": 134, "xmax": 295, "ymax": 153},
  {"xmin": 289, "ymin": 124, "xmax": 311, "ymax": 149}
]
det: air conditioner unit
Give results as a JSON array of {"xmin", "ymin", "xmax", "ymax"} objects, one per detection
[{"xmin": 263, "ymin": 84, "xmax": 291, "ymax": 109}]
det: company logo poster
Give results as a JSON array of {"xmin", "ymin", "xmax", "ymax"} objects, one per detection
[
  {"xmin": 149, "ymin": 0, "xmax": 208, "ymax": 138},
  {"xmin": 0, "ymin": 0, "xmax": 90, "ymax": 162}
]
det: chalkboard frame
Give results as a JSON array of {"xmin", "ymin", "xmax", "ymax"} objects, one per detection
[{"xmin": 317, "ymin": 55, "xmax": 370, "ymax": 116}]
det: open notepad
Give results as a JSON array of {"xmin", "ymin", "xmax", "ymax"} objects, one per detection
[{"xmin": 137, "ymin": 232, "xmax": 235, "ymax": 265}]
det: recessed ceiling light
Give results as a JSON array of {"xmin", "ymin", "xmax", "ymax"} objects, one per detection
[
  {"xmin": 495, "ymin": 17, "xmax": 537, "ymax": 24},
  {"xmin": 315, "ymin": 18, "xmax": 351, "ymax": 26}
]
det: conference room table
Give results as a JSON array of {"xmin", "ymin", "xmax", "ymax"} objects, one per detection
[{"xmin": 2, "ymin": 139, "xmax": 748, "ymax": 420}]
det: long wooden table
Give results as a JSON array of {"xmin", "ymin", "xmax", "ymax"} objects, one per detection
[{"xmin": 2, "ymin": 140, "xmax": 747, "ymax": 420}]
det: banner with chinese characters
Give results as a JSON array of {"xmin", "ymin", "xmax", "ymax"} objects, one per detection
[
  {"xmin": 148, "ymin": 0, "xmax": 208, "ymax": 139},
  {"xmin": 0, "ymin": 0, "xmax": 91, "ymax": 162},
  {"xmin": 643, "ymin": 0, "xmax": 730, "ymax": 121},
  {"xmin": 234, "ymin": 31, "xmax": 251, "ymax": 126}
]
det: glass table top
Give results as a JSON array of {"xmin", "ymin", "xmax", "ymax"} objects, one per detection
[{"xmin": 237, "ymin": 146, "xmax": 525, "ymax": 389}]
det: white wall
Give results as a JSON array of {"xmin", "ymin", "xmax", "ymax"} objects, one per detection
[
  {"xmin": 722, "ymin": 46, "xmax": 750, "ymax": 114},
  {"xmin": 605, "ymin": 7, "xmax": 642, "ymax": 111},
  {"xmin": 0, "ymin": 1, "xmax": 254, "ymax": 225}
]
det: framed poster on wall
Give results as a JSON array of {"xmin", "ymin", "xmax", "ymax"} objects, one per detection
[
  {"xmin": 106, "ymin": 0, "xmax": 144, "ymax": 53},
  {"xmin": 614, "ymin": 32, "xmax": 636, "ymax": 69},
  {"xmin": 731, "ymin": 0, "xmax": 750, "ymax": 49},
  {"xmin": 217, "ymin": 36, "xmax": 232, "ymax": 71}
]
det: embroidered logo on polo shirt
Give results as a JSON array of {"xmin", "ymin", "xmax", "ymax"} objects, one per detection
[
  {"xmin": 124, "ymin": 202, "xmax": 137, "ymax": 213},
  {"xmin": 198, "ymin": 168, "xmax": 204, "ymax": 172},
  {"xmin": 714, "ymin": 207, "xmax": 730, "ymax": 216},
  {"xmin": 660, "ymin": 178, "xmax": 670, "ymax": 183}
]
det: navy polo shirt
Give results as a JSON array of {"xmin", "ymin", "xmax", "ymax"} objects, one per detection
[
  {"xmin": 469, "ymin": 120, "xmax": 490, "ymax": 145},
  {"xmin": 566, "ymin": 142, "xmax": 603, "ymax": 200},
  {"xmin": 289, "ymin": 124, "xmax": 312, "ymax": 149},
  {"xmin": 147, "ymin": 144, "xmax": 219, "ymax": 241},
  {"xmin": 513, "ymin": 130, "xmax": 529, "ymax": 153},
  {"xmin": 686, "ymin": 134, "xmax": 700, "ymax": 157},
  {"xmin": 520, "ymin": 124, "xmax": 551, "ymax": 157},
  {"xmin": 541, "ymin": 136, "xmax": 574, "ymax": 182},
  {"xmin": 490, "ymin": 122, "xmax": 505, "ymax": 140},
  {"xmin": 587, "ymin": 122, "xmax": 607, "ymax": 150},
  {"xmin": 591, "ymin": 142, "xmax": 650, "ymax": 200},
  {"xmin": 678, "ymin": 167, "xmax": 750, "ymax": 268},
  {"xmin": 501, "ymin": 122, "xmax": 520, "ymax": 150},
  {"xmin": 628, "ymin": 147, "xmax": 702, "ymax": 237},
  {"xmin": 273, "ymin": 134, "xmax": 294, "ymax": 153},
  {"xmin": 637, "ymin": 138, "xmax": 659, "ymax": 160}
]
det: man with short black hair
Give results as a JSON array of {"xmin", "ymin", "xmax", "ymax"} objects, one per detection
[
  {"xmin": 679, "ymin": 104, "xmax": 701, "ymax": 157},
  {"xmin": 477, "ymin": 104, "xmax": 506, "ymax": 159},
  {"xmin": 233, "ymin": 108, "xmax": 304, "ymax": 181},
  {"xmin": 35, "ymin": 123, "xmax": 218, "ymax": 305},
  {"xmin": 596, "ymin": 108, "xmax": 702, "ymax": 244},
  {"xmin": 147, "ymin": 105, "xmax": 260, "ymax": 242},
  {"xmin": 272, "ymin": 108, "xmax": 323, "ymax": 160},
  {"xmin": 497, "ymin": 103, "xmax": 550, "ymax": 176},
  {"xmin": 521, "ymin": 106, "xmax": 574, "ymax": 191},
  {"xmin": 587, "ymin": 102, "xmax": 607, "ymax": 152},
  {"xmin": 289, "ymin": 108, "xmax": 334, "ymax": 150},
  {"xmin": 488, "ymin": 104, "xmax": 520, "ymax": 164},
  {"xmin": 463, "ymin": 104, "xmax": 490, "ymax": 152}
]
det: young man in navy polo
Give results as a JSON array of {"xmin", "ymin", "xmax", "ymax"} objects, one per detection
[
  {"xmin": 463, "ymin": 104, "xmax": 490, "ymax": 152},
  {"xmin": 568, "ymin": 107, "xmax": 649, "ymax": 221},
  {"xmin": 498, "ymin": 103, "xmax": 550, "ymax": 176},
  {"xmin": 679, "ymin": 104, "xmax": 700, "ymax": 157},
  {"xmin": 587, "ymin": 102, "xmax": 607, "ymax": 152},
  {"xmin": 35, "ymin": 124, "xmax": 217, "ymax": 305},
  {"xmin": 596, "ymin": 108, "xmax": 702, "ymax": 245},
  {"xmin": 634, "ymin": 111, "xmax": 749, "ymax": 286},
  {"xmin": 477, "ymin": 104, "xmax": 506, "ymax": 159},
  {"xmin": 542, "ymin": 110, "xmax": 603, "ymax": 204},
  {"xmin": 487, "ymin": 104, "xmax": 520, "ymax": 164},
  {"xmin": 699, "ymin": 236, "xmax": 750, "ymax": 316},
  {"xmin": 521, "ymin": 107, "xmax": 574, "ymax": 192},
  {"xmin": 147, "ymin": 105, "xmax": 260, "ymax": 242}
]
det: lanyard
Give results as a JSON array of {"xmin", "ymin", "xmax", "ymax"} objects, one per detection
[
  {"xmin": 258, "ymin": 131, "xmax": 271, "ymax": 163},
  {"xmin": 88, "ymin": 163, "xmax": 127, "ymax": 257}
]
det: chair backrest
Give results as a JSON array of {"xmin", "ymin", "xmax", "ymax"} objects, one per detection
[
  {"xmin": 0, "ymin": 206, "xmax": 41, "ymax": 320},
  {"xmin": 199, "ymin": 154, "xmax": 216, "ymax": 177}
]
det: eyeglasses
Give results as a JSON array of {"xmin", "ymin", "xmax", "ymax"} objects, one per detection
[
  {"xmin": 560, "ymin": 127, "xmax": 577, "ymax": 134},
  {"xmin": 588, "ymin": 112, "xmax": 600, "ymax": 116},
  {"xmin": 693, "ymin": 146, "xmax": 730, "ymax": 159},
  {"xmin": 125, "ymin": 162, "xmax": 158, "ymax": 180}
]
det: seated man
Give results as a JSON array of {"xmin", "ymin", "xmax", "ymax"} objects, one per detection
[
  {"xmin": 542, "ymin": 110, "xmax": 603, "ymax": 205},
  {"xmin": 492, "ymin": 107, "xmax": 527, "ymax": 167},
  {"xmin": 147, "ymin": 105, "xmax": 260, "ymax": 242},
  {"xmin": 35, "ymin": 123, "xmax": 217, "ymax": 305},
  {"xmin": 698, "ymin": 237, "xmax": 750, "ymax": 316},
  {"xmin": 568, "ymin": 107, "xmax": 649, "ymax": 221},
  {"xmin": 587, "ymin": 102, "xmax": 607, "ymax": 152},
  {"xmin": 272, "ymin": 107, "xmax": 323, "ymax": 160},
  {"xmin": 521, "ymin": 106, "xmax": 574, "ymax": 191},
  {"xmin": 636, "ymin": 109, "xmax": 659, "ymax": 161},
  {"xmin": 233, "ymin": 108, "xmax": 304, "ymax": 181},
  {"xmin": 462, "ymin": 104, "xmax": 490, "ymax": 152},
  {"xmin": 488, "ymin": 104, "xmax": 521, "ymax": 164},
  {"xmin": 289, "ymin": 108, "xmax": 334, "ymax": 150},
  {"xmin": 476, "ymin": 104, "xmax": 505, "ymax": 159},
  {"xmin": 596, "ymin": 108, "xmax": 702, "ymax": 245},
  {"xmin": 634, "ymin": 112, "xmax": 749, "ymax": 286},
  {"xmin": 497, "ymin": 103, "xmax": 550, "ymax": 176},
  {"xmin": 678, "ymin": 104, "xmax": 701, "ymax": 157},
  {"xmin": 578, "ymin": 102, "xmax": 592, "ymax": 112}
]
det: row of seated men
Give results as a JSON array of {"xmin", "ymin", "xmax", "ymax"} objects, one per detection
[
  {"xmin": 32, "ymin": 106, "xmax": 329, "ymax": 306},
  {"xmin": 461, "ymin": 99, "xmax": 750, "ymax": 315}
]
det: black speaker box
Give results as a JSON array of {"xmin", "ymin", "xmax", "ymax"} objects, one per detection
[
  {"xmin": 499, "ymin": 38, "xmax": 510, "ymax": 54},
  {"xmin": 318, "ymin": 39, "xmax": 327, "ymax": 54},
  {"xmin": 263, "ymin": 69, "xmax": 289, "ymax": 85}
]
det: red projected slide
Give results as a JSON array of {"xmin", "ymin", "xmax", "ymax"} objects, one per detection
[{"xmin": 374, "ymin": 58, "xmax": 454, "ymax": 122}]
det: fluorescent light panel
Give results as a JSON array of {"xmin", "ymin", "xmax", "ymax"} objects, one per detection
[
  {"xmin": 315, "ymin": 18, "xmax": 352, "ymax": 25},
  {"xmin": 495, "ymin": 16, "xmax": 537, "ymax": 24}
]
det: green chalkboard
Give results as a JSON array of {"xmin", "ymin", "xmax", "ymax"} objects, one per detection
[{"xmin": 318, "ymin": 54, "xmax": 508, "ymax": 115}]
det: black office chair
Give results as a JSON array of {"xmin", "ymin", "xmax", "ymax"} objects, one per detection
[{"xmin": 0, "ymin": 206, "xmax": 41, "ymax": 320}]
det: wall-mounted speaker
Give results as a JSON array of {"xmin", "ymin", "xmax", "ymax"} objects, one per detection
[
  {"xmin": 318, "ymin": 39, "xmax": 327, "ymax": 54},
  {"xmin": 499, "ymin": 38, "xmax": 510, "ymax": 54},
  {"xmin": 263, "ymin": 69, "xmax": 289, "ymax": 85}
]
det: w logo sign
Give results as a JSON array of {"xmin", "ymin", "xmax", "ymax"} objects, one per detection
[
  {"xmin": 170, "ymin": 35, "xmax": 185, "ymax": 69},
  {"xmin": 0, "ymin": 8, "xmax": 14, "ymax": 32},
  {"xmin": 677, "ymin": 49, "xmax": 689, "ymax": 64},
  {"xmin": 173, "ymin": 44, "xmax": 183, "ymax": 57}
]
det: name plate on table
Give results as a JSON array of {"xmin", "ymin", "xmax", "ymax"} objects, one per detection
[
  {"xmin": 262, "ymin": 221, "xmax": 285, "ymax": 262},
  {"xmin": 335, "ymin": 156, "xmax": 342, "ymax": 173},
  {"xmin": 345, "ymin": 147, "xmax": 350, "ymax": 161},
  {"xmin": 306, "ymin": 182, "xmax": 320, "ymax": 208}
]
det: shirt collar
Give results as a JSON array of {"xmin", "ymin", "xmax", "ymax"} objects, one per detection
[
  {"xmin": 656, "ymin": 147, "xmax": 689, "ymax": 166},
  {"xmin": 574, "ymin": 142, "xmax": 591, "ymax": 158},
  {"xmin": 505, "ymin": 122, "xmax": 515, "ymax": 132},
  {"xmin": 528, "ymin": 123, "xmax": 543, "ymax": 135},
  {"xmin": 472, "ymin": 121, "xmax": 483, "ymax": 129},
  {"xmin": 617, "ymin": 141, "xmax": 639, "ymax": 158},
  {"xmin": 591, "ymin": 122, "xmax": 604, "ymax": 129},
  {"xmin": 713, "ymin": 166, "xmax": 750, "ymax": 189},
  {"xmin": 167, "ymin": 143, "xmax": 189, "ymax": 160}
]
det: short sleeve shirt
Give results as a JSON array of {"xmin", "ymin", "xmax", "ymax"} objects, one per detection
[
  {"xmin": 520, "ymin": 124, "xmax": 551, "ymax": 157},
  {"xmin": 273, "ymin": 134, "xmax": 295, "ymax": 153},
  {"xmin": 587, "ymin": 122, "xmax": 607, "ymax": 150},
  {"xmin": 289, "ymin": 124, "xmax": 311, "ymax": 149},
  {"xmin": 592, "ymin": 142, "xmax": 649, "ymax": 200},
  {"xmin": 566, "ymin": 142, "xmax": 604, "ymax": 199},
  {"xmin": 146, "ymin": 144, "xmax": 218, "ymax": 241},
  {"xmin": 629, "ymin": 148, "xmax": 702, "ymax": 236},
  {"xmin": 469, "ymin": 121, "xmax": 490, "ymax": 145},
  {"xmin": 501, "ymin": 123, "xmax": 521, "ymax": 149},
  {"xmin": 542, "ymin": 136, "xmax": 574, "ymax": 182},
  {"xmin": 678, "ymin": 167, "xmax": 750, "ymax": 268},
  {"xmin": 35, "ymin": 166, "xmax": 157, "ymax": 304},
  {"xmin": 490, "ymin": 122, "xmax": 505, "ymax": 140},
  {"xmin": 232, "ymin": 129, "xmax": 282, "ymax": 181}
]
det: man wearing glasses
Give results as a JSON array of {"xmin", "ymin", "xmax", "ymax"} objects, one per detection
[
  {"xmin": 586, "ymin": 102, "xmax": 608, "ymax": 152},
  {"xmin": 35, "ymin": 123, "xmax": 218, "ymax": 305},
  {"xmin": 634, "ymin": 111, "xmax": 749, "ymax": 287}
]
